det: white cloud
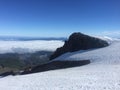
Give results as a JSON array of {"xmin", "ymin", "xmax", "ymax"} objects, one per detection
[{"xmin": 0, "ymin": 40, "xmax": 64, "ymax": 54}]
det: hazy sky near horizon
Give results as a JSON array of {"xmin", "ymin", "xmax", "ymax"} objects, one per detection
[{"xmin": 0, "ymin": 0, "xmax": 120, "ymax": 37}]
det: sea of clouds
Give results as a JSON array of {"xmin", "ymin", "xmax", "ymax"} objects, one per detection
[{"xmin": 0, "ymin": 40, "xmax": 64, "ymax": 54}]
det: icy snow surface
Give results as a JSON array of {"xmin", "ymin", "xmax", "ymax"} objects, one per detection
[
  {"xmin": 0, "ymin": 39, "xmax": 120, "ymax": 90},
  {"xmin": 0, "ymin": 40, "xmax": 64, "ymax": 53},
  {"xmin": 54, "ymin": 41, "xmax": 120, "ymax": 64}
]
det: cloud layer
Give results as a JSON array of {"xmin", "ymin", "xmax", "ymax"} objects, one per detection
[{"xmin": 0, "ymin": 40, "xmax": 64, "ymax": 54}]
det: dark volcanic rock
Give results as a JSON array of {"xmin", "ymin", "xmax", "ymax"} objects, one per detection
[
  {"xmin": 50, "ymin": 32, "xmax": 109, "ymax": 60},
  {"xmin": 21, "ymin": 60, "xmax": 90, "ymax": 74},
  {"xmin": 0, "ymin": 71, "xmax": 15, "ymax": 77}
]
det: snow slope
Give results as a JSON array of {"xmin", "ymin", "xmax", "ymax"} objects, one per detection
[
  {"xmin": 54, "ymin": 41, "xmax": 120, "ymax": 64},
  {"xmin": 0, "ymin": 40, "xmax": 64, "ymax": 54},
  {"xmin": 0, "ymin": 39, "xmax": 120, "ymax": 90}
]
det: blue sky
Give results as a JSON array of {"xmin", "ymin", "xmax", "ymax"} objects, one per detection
[{"xmin": 0, "ymin": 0, "xmax": 120, "ymax": 37}]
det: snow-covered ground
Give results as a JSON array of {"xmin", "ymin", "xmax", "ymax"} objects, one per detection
[
  {"xmin": 54, "ymin": 41, "xmax": 120, "ymax": 64},
  {"xmin": 0, "ymin": 40, "xmax": 64, "ymax": 54},
  {"xmin": 0, "ymin": 38, "xmax": 120, "ymax": 90}
]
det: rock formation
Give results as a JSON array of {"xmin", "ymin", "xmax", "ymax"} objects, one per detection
[{"xmin": 50, "ymin": 32, "xmax": 109, "ymax": 60}]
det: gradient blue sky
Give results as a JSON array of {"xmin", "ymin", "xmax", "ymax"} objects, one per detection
[{"xmin": 0, "ymin": 0, "xmax": 120, "ymax": 37}]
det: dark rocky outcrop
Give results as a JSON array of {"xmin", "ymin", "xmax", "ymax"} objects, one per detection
[
  {"xmin": 0, "ymin": 60, "xmax": 90, "ymax": 76},
  {"xmin": 0, "ymin": 71, "xmax": 15, "ymax": 77},
  {"xmin": 21, "ymin": 60, "xmax": 90, "ymax": 74},
  {"xmin": 50, "ymin": 32, "xmax": 109, "ymax": 60}
]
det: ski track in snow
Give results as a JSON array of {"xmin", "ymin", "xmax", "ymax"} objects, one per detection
[{"xmin": 0, "ymin": 39, "xmax": 120, "ymax": 90}]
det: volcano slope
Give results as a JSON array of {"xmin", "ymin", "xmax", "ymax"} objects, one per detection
[{"xmin": 0, "ymin": 40, "xmax": 120, "ymax": 90}]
